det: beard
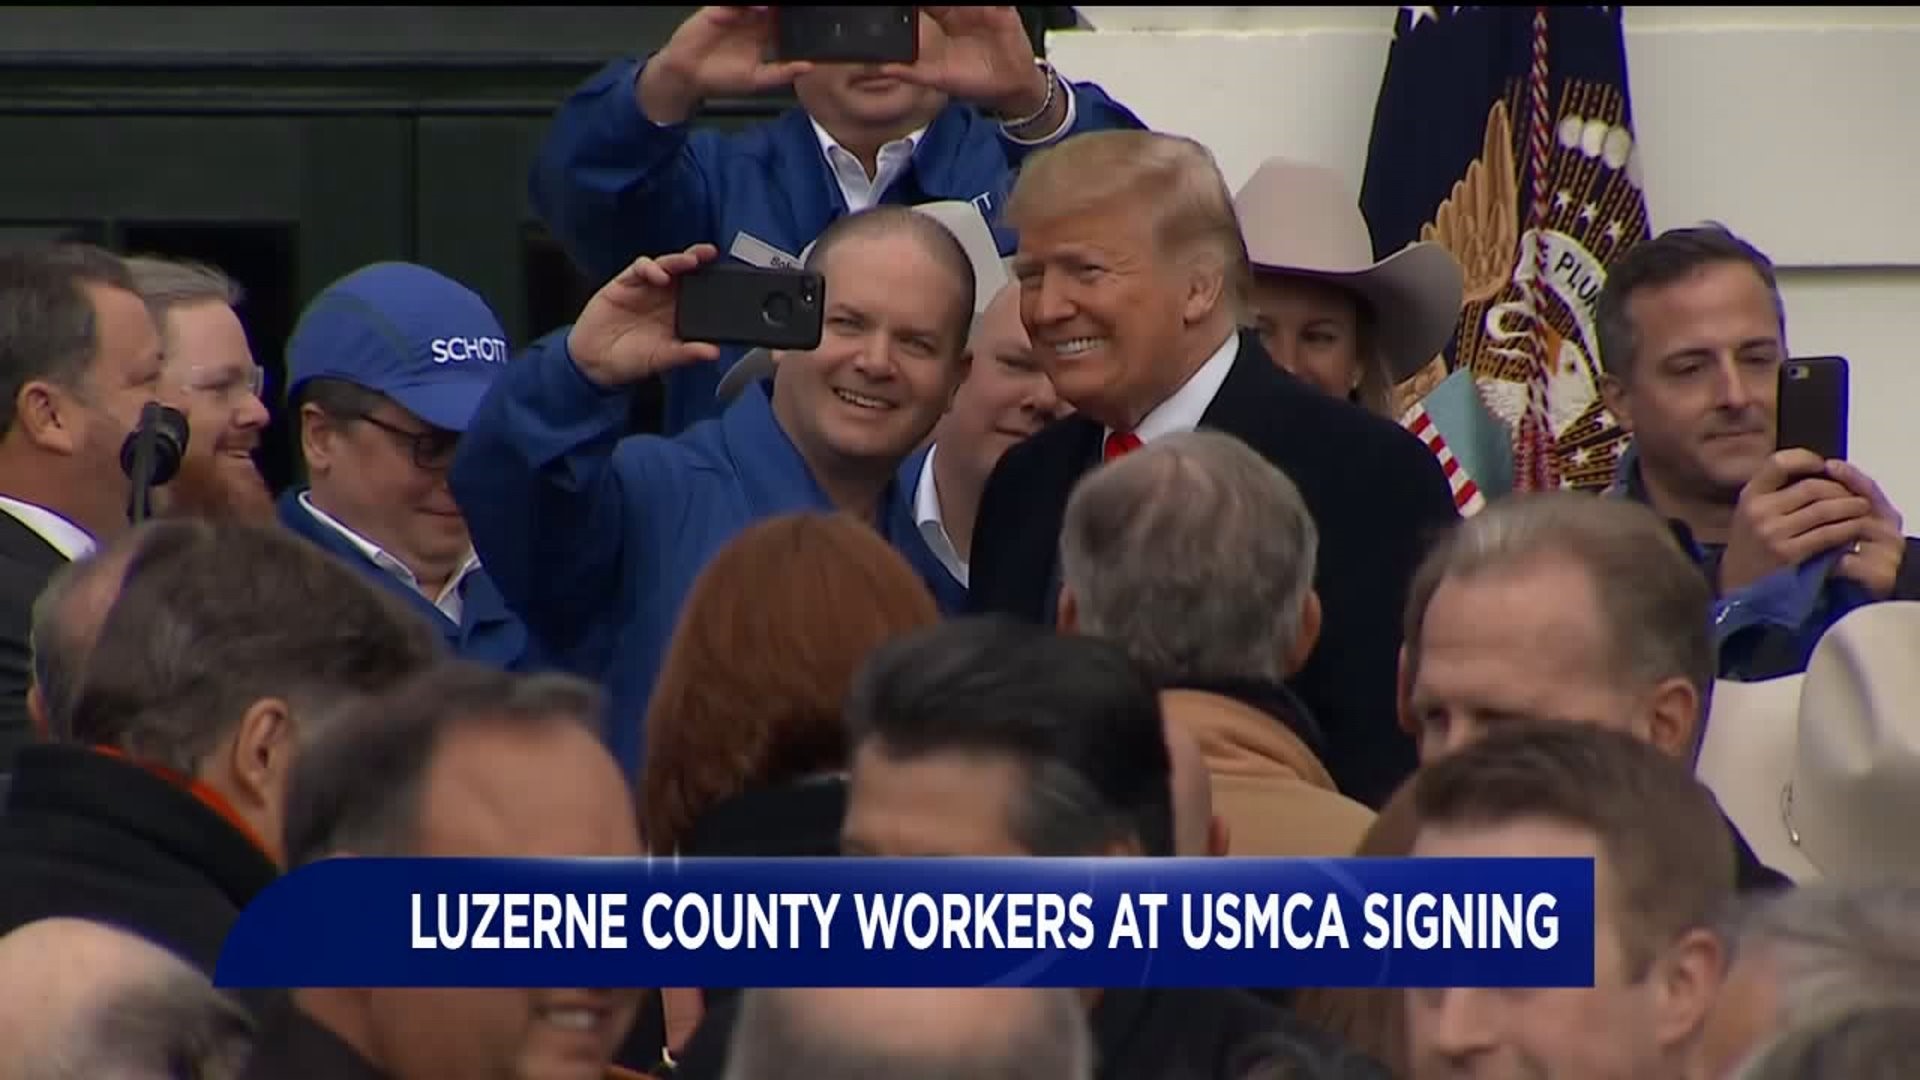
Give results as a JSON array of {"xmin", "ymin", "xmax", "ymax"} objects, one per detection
[{"xmin": 158, "ymin": 450, "xmax": 277, "ymax": 524}]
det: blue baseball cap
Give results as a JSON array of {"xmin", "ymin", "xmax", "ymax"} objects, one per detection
[{"xmin": 286, "ymin": 262, "xmax": 510, "ymax": 433}]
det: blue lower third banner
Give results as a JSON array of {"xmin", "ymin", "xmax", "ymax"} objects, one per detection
[{"xmin": 215, "ymin": 857, "xmax": 1594, "ymax": 990}]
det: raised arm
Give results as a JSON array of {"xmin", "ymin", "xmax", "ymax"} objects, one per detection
[
  {"xmin": 528, "ymin": 7, "xmax": 812, "ymax": 284},
  {"xmin": 448, "ymin": 246, "xmax": 725, "ymax": 673}
]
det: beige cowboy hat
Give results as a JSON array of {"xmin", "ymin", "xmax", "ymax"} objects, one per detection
[
  {"xmin": 1697, "ymin": 602, "xmax": 1920, "ymax": 883},
  {"xmin": 715, "ymin": 200, "xmax": 1011, "ymax": 403},
  {"xmin": 1233, "ymin": 157, "xmax": 1465, "ymax": 384}
]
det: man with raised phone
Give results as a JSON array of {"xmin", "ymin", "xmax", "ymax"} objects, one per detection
[
  {"xmin": 1597, "ymin": 224, "xmax": 1920, "ymax": 678},
  {"xmin": 529, "ymin": 5, "xmax": 1144, "ymax": 434},
  {"xmin": 450, "ymin": 206, "xmax": 977, "ymax": 774}
]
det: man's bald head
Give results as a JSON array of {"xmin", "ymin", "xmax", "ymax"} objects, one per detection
[
  {"xmin": 972, "ymin": 279, "xmax": 1023, "ymax": 346},
  {"xmin": 27, "ymin": 539, "xmax": 139, "ymax": 739},
  {"xmin": 725, "ymin": 985, "xmax": 1092, "ymax": 1080},
  {"xmin": 0, "ymin": 918, "xmax": 253, "ymax": 1080}
]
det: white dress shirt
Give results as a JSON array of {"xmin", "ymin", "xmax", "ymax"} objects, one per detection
[
  {"xmin": 0, "ymin": 496, "xmax": 95, "ymax": 561},
  {"xmin": 297, "ymin": 492, "xmax": 480, "ymax": 624},
  {"xmin": 811, "ymin": 120, "xmax": 926, "ymax": 211},
  {"xmin": 1107, "ymin": 332, "xmax": 1240, "ymax": 445},
  {"xmin": 913, "ymin": 444, "xmax": 968, "ymax": 587}
]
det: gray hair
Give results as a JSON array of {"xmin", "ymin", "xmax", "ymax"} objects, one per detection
[
  {"xmin": 65, "ymin": 519, "xmax": 444, "ymax": 777},
  {"xmin": 1060, "ymin": 429, "xmax": 1317, "ymax": 685},
  {"xmin": 24, "ymin": 968, "xmax": 254, "ymax": 1080},
  {"xmin": 724, "ymin": 986, "xmax": 1093, "ymax": 1080},
  {"xmin": 24, "ymin": 547, "xmax": 136, "ymax": 743},
  {"xmin": 1594, "ymin": 222, "xmax": 1785, "ymax": 381},
  {"xmin": 1722, "ymin": 880, "xmax": 1920, "ymax": 1023},
  {"xmin": 1732, "ymin": 1003, "xmax": 1920, "ymax": 1080},
  {"xmin": 282, "ymin": 662, "xmax": 605, "ymax": 868},
  {"xmin": 123, "ymin": 256, "xmax": 243, "ymax": 325},
  {"xmin": 1403, "ymin": 491, "xmax": 1713, "ymax": 711},
  {"xmin": 0, "ymin": 243, "xmax": 137, "ymax": 436},
  {"xmin": 28, "ymin": 560, "xmax": 86, "ymax": 741}
]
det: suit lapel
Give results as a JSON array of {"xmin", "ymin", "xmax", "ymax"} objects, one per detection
[
  {"xmin": 0, "ymin": 506, "xmax": 72, "ymax": 571},
  {"xmin": 1033, "ymin": 417, "xmax": 1105, "ymax": 624},
  {"xmin": 1199, "ymin": 329, "xmax": 1281, "ymax": 433}
]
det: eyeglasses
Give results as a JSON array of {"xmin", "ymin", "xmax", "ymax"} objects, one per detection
[
  {"xmin": 182, "ymin": 363, "xmax": 266, "ymax": 402},
  {"xmin": 354, "ymin": 413, "xmax": 461, "ymax": 471}
]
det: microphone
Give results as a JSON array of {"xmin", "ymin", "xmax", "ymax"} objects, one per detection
[{"xmin": 121, "ymin": 402, "xmax": 191, "ymax": 524}]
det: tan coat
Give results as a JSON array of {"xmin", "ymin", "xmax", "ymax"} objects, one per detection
[{"xmin": 1162, "ymin": 689, "xmax": 1376, "ymax": 857}]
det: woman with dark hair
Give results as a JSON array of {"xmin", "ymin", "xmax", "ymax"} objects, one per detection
[
  {"xmin": 620, "ymin": 511, "xmax": 942, "ymax": 1072},
  {"xmin": 1232, "ymin": 158, "xmax": 1465, "ymax": 420}
]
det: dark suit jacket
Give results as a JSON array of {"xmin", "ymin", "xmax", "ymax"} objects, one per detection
[
  {"xmin": 0, "ymin": 510, "xmax": 70, "ymax": 771},
  {"xmin": 0, "ymin": 743, "xmax": 280, "ymax": 975},
  {"xmin": 968, "ymin": 331, "xmax": 1461, "ymax": 807}
]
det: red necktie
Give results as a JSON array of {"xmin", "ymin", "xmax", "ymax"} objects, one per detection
[{"xmin": 1104, "ymin": 431, "xmax": 1143, "ymax": 462}]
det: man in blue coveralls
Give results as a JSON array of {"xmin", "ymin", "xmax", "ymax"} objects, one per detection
[
  {"xmin": 450, "ymin": 206, "xmax": 976, "ymax": 772},
  {"xmin": 529, "ymin": 5, "xmax": 1144, "ymax": 434},
  {"xmin": 278, "ymin": 262, "xmax": 540, "ymax": 672}
]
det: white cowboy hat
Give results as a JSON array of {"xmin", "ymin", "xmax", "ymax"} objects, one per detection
[
  {"xmin": 1232, "ymin": 157, "xmax": 1465, "ymax": 384},
  {"xmin": 1697, "ymin": 602, "xmax": 1920, "ymax": 883},
  {"xmin": 715, "ymin": 200, "xmax": 1010, "ymax": 404}
]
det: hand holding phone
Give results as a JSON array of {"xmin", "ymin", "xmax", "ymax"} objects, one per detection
[
  {"xmin": 675, "ymin": 264, "xmax": 825, "ymax": 352},
  {"xmin": 640, "ymin": 8, "xmax": 814, "ymax": 125},
  {"xmin": 567, "ymin": 245, "xmax": 726, "ymax": 390}
]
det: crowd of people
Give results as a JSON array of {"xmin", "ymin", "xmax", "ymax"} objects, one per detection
[{"xmin": 0, "ymin": 6, "xmax": 1916, "ymax": 1078}]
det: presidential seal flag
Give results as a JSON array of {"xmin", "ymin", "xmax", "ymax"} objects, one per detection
[{"xmin": 1361, "ymin": 5, "xmax": 1651, "ymax": 494}]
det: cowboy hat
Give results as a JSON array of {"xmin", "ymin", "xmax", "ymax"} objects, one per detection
[
  {"xmin": 714, "ymin": 200, "xmax": 1011, "ymax": 404},
  {"xmin": 1696, "ymin": 602, "xmax": 1920, "ymax": 883},
  {"xmin": 1232, "ymin": 158, "xmax": 1465, "ymax": 384}
]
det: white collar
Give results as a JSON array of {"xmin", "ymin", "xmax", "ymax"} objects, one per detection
[
  {"xmin": 913, "ymin": 444, "xmax": 968, "ymax": 587},
  {"xmin": 0, "ymin": 496, "xmax": 95, "ymax": 561},
  {"xmin": 1108, "ymin": 332, "xmax": 1240, "ymax": 444},
  {"xmin": 297, "ymin": 491, "xmax": 480, "ymax": 620},
  {"xmin": 808, "ymin": 119, "xmax": 927, "ymax": 167},
  {"xmin": 809, "ymin": 119, "xmax": 927, "ymax": 211}
]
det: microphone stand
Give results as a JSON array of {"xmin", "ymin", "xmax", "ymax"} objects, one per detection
[{"xmin": 121, "ymin": 403, "xmax": 191, "ymax": 526}]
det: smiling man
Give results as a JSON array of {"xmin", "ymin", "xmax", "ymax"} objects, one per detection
[
  {"xmin": 530, "ymin": 6, "xmax": 1143, "ymax": 435},
  {"xmin": 450, "ymin": 205, "xmax": 975, "ymax": 773},
  {"xmin": 965, "ymin": 130, "xmax": 1461, "ymax": 809},
  {"xmin": 279, "ymin": 262, "xmax": 539, "ymax": 672},
  {"xmin": 125, "ymin": 256, "xmax": 275, "ymax": 522},
  {"xmin": 907, "ymin": 279, "xmax": 1066, "ymax": 596}
]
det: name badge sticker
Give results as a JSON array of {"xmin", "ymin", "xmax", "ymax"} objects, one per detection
[{"xmin": 729, "ymin": 232, "xmax": 803, "ymax": 270}]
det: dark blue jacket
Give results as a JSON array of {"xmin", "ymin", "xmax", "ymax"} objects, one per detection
[
  {"xmin": 1608, "ymin": 444, "xmax": 1920, "ymax": 679},
  {"xmin": 529, "ymin": 55, "xmax": 1145, "ymax": 434},
  {"xmin": 277, "ymin": 491, "xmax": 540, "ymax": 672},
  {"xmin": 447, "ymin": 336, "xmax": 959, "ymax": 773}
]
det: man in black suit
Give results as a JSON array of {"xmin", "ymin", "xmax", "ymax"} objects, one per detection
[
  {"xmin": 967, "ymin": 131, "xmax": 1460, "ymax": 807},
  {"xmin": 0, "ymin": 244, "xmax": 167, "ymax": 771}
]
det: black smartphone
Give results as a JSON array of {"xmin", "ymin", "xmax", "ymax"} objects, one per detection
[
  {"xmin": 775, "ymin": 6, "xmax": 919, "ymax": 65},
  {"xmin": 675, "ymin": 264, "xmax": 825, "ymax": 351},
  {"xmin": 1776, "ymin": 355, "xmax": 1850, "ymax": 460}
]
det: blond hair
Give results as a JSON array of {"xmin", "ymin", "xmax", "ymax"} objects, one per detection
[{"xmin": 1004, "ymin": 130, "xmax": 1251, "ymax": 312}]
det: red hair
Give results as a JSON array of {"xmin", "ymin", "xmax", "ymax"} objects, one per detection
[{"xmin": 639, "ymin": 513, "xmax": 941, "ymax": 855}]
